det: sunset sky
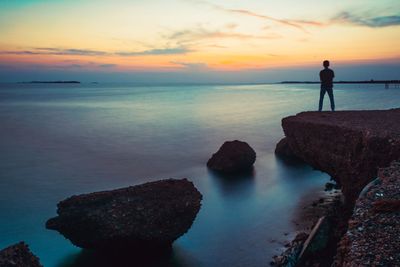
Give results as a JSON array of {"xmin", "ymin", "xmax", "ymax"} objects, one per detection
[{"xmin": 0, "ymin": 0, "xmax": 399, "ymax": 83}]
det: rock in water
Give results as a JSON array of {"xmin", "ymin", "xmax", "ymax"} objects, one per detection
[
  {"xmin": 46, "ymin": 179, "xmax": 202, "ymax": 250},
  {"xmin": 0, "ymin": 242, "xmax": 43, "ymax": 267},
  {"xmin": 274, "ymin": 137, "xmax": 292, "ymax": 157},
  {"xmin": 274, "ymin": 137, "xmax": 301, "ymax": 161},
  {"xmin": 207, "ymin": 140, "xmax": 256, "ymax": 173}
]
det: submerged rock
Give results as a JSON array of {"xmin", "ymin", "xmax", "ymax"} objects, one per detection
[
  {"xmin": 297, "ymin": 216, "xmax": 332, "ymax": 265},
  {"xmin": 207, "ymin": 140, "xmax": 256, "ymax": 173},
  {"xmin": 46, "ymin": 178, "xmax": 202, "ymax": 250},
  {"xmin": 272, "ymin": 232, "xmax": 309, "ymax": 266},
  {"xmin": 0, "ymin": 242, "xmax": 42, "ymax": 267},
  {"xmin": 324, "ymin": 182, "xmax": 340, "ymax": 191}
]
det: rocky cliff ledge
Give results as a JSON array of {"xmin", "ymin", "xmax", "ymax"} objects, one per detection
[
  {"xmin": 276, "ymin": 109, "xmax": 400, "ymax": 203},
  {"xmin": 275, "ymin": 109, "xmax": 400, "ymax": 266}
]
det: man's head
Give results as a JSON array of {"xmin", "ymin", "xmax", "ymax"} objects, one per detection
[{"xmin": 323, "ymin": 60, "xmax": 330, "ymax": 68}]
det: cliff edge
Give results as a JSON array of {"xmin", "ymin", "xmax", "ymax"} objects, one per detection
[
  {"xmin": 277, "ymin": 109, "xmax": 400, "ymax": 203},
  {"xmin": 276, "ymin": 108, "xmax": 400, "ymax": 266}
]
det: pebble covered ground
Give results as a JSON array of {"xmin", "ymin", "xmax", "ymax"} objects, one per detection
[{"xmin": 335, "ymin": 161, "xmax": 400, "ymax": 266}]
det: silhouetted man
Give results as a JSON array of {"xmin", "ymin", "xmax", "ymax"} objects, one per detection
[{"xmin": 319, "ymin": 60, "xmax": 335, "ymax": 111}]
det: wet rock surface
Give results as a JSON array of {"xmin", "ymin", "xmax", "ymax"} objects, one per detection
[
  {"xmin": 335, "ymin": 161, "xmax": 400, "ymax": 267},
  {"xmin": 0, "ymin": 242, "xmax": 42, "ymax": 267},
  {"xmin": 278, "ymin": 109, "xmax": 400, "ymax": 203},
  {"xmin": 207, "ymin": 140, "xmax": 256, "ymax": 173},
  {"xmin": 46, "ymin": 178, "xmax": 202, "ymax": 250}
]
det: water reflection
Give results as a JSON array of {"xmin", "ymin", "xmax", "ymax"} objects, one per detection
[
  {"xmin": 207, "ymin": 168, "xmax": 255, "ymax": 197},
  {"xmin": 274, "ymin": 151, "xmax": 306, "ymax": 167},
  {"xmin": 57, "ymin": 245, "xmax": 201, "ymax": 267}
]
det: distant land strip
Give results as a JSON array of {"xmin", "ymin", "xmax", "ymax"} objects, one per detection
[
  {"xmin": 20, "ymin": 81, "xmax": 81, "ymax": 84},
  {"xmin": 281, "ymin": 80, "xmax": 400, "ymax": 84}
]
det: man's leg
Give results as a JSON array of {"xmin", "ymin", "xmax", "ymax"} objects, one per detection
[
  {"xmin": 318, "ymin": 88, "xmax": 326, "ymax": 111},
  {"xmin": 327, "ymin": 88, "xmax": 335, "ymax": 111}
]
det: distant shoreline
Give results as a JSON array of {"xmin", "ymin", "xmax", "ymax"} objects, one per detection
[
  {"xmin": 281, "ymin": 80, "xmax": 400, "ymax": 84},
  {"xmin": 20, "ymin": 81, "xmax": 81, "ymax": 84},
  {"xmin": 5, "ymin": 80, "xmax": 399, "ymax": 86}
]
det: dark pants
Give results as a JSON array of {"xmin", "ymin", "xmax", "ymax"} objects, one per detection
[{"xmin": 319, "ymin": 86, "xmax": 335, "ymax": 111}]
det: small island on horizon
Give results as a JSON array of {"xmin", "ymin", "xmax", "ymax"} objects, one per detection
[{"xmin": 20, "ymin": 81, "xmax": 81, "ymax": 84}]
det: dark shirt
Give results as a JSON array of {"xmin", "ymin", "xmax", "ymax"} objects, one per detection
[{"xmin": 320, "ymin": 68, "xmax": 335, "ymax": 88}]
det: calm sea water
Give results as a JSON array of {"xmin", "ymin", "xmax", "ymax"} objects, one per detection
[{"xmin": 0, "ymin": 83, "xmax": 399, "ymax": 267}]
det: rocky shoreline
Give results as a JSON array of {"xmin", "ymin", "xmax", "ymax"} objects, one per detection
[{"xmin": 275, "ymin": 109, "xmax": 400, "ymax": 266}]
